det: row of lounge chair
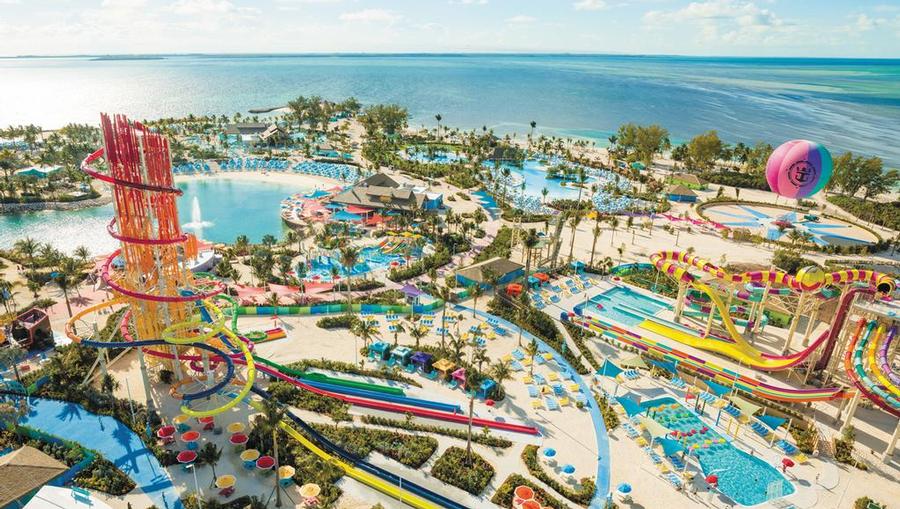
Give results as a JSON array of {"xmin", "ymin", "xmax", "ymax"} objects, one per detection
[
  {"xmin": 219, "ymin": 157, "xmax": 289, "ymax": 171},
  {"xmin": 293, "ymin": 161, "xmax": 360, "ymax": 182}
]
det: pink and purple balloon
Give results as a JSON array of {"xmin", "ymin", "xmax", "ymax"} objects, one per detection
[{"xmin": 765, "ymin": 140, "xmax": 833, "ymax": 199}]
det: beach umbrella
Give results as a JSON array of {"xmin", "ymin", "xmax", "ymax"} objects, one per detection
[
  {"xmin": 616, "ymin": 483, "xmax": 632, "ymax": 494},
  {"xmin": 229, "ymin": 433, "xmax": 248, "ymax": 446},
  {"xmin": 781, "ymin": 457, "xmax": 795, "ymax": 472},
  {"xmin": 485, "ymin": 399, "xmax": 495, "ymax": 407},
  {"xmin": 156, "ymin": 425, "xmax": 176, "ymax": 439},
  {"xmin": 513, "ymin": 485, "xmax": 535, "ymax": 501},
  {"xmin": 561, "ymin": 464, "xmax": 576, "ymax": 475},
  {"xmin": 226, "ymin": 422, "xmax": 245, "ymax": 434},
  {"xmin": 215, "ymin": 475, "xmax": 236, "ymax": 489},
  {"xmin": 705, "ymin": 474, "xmax": 718, "ymax": 486},
  {"xmin": 177, "ymin": 450, "xmax": 197, "ymax": 464},
  {"xmin": 256, "ymin": 455, "xmax": 275, "ymax": 472}
]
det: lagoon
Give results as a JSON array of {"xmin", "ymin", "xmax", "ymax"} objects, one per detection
[{"xmin": 0, "ymin": 178, "xmax": 306, "ymax": 255}]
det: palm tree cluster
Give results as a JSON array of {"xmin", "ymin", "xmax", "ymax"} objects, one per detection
[{"xmin": 10, "ymin": 237, "xmax": 91, "ymax": 317}]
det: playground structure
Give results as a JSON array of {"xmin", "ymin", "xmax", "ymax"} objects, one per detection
[
  {"xmin": 648, "ymin": 250, "xmax": 894, "ymax": 372},
  {"xmin": 64, "ymin": 114, "xmax": 538, "ymax": 509},
  {"xmin": 573, "ymin": 250, "xmax": 900, "ymax": 458}
]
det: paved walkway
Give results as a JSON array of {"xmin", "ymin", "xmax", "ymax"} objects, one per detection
[{"xmin": 21, "ymin": 398, "xmax": 181, "ymax": 509}]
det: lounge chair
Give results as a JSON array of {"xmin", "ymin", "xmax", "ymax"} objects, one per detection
[
  {"xmin": 527, "ymin": 385, "xmax": 539, "ymax": 398},
  {"xmin": 531, "ymin": 399, "xmax": 544, "ymax": 410}
]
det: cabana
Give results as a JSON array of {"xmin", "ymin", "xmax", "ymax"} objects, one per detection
[
  {"xmin": 410, "ymin": 351, "xmax": 433, "ymax": 373},
  {"xmin": 14, "ymin": 166, "xmax": 61, "ymax": 178},
  {"xmin": 451, "ymin": 367, "xmax": 466, "ymax": 388},
  {"xmin": 505, "ymin": 283, "xmax": 523, "ymax": 297},
  {"xmin": 368, "ymin": 341, "xmax": 391, "ymax": 361},
  {"xmin": 432, "ymin": 358, "xmax": 456, "ymax": 380},
  {"xmin": 345, "ymin": 205, "xmax": 373, "ymax": 215},
  {"xmin": 476, "ymin": 378, "xmax": 496, "ymax": 399},
  {"xmin": 400, "ymin": 284, "xmax": 424, "ymax": 305},
  {"xmin": 390, "ymin": 345, "xmax": 412, "ymax": 366},
  {"xmin": 569, "ymin": 260, "xmax": 586, "ymax": 273},
  {"xmin": 533, "ymin": 273, "xmax": 550, "ymax": 285}
]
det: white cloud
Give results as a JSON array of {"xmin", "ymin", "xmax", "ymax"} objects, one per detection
[
  {"xmin": 101, "ymin": 0, "xmax": 148, "ymax": 7},
  {"xmin": 452, "ymin": 0, "xmax": 487, "ymax": 4},
  {"xmin": 853, "ymin": 14, "xmax": 881, "ymax": 32},
  {"xmin": 169, "ymin": 0, "xmax": 239, "ymax": 15},
  {"xmin": 644, "ymin": 0, "xmax": 783, "ymax": 44},
  {"xmin": 506, "ymin": 15, "xmax": 536, "ymax": 24},
  {"xmin": 339, "ymin": 9, "xmax": 402, "ymax": 23},
  {"xmin": 574, "ymin": 0, "xmax": 607, "ymax": 11}
]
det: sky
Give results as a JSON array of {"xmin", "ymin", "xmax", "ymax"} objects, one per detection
[{"xmin": 1, "ymin": 0, "xmax": 899, "ymax": 58}]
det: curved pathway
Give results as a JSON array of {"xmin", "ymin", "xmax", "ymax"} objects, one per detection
[
  {"xmin": 21, "ymin": 398, "xmax": 182, "ymax": 509},
  {"xmin": 461, "ymin": 304, "xmax": 612, "ymax": 508}
]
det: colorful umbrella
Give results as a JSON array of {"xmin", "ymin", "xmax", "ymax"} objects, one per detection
[
  {"xmin": 240, "ymin": 449, "xmax": 260, "ymax": 462},
  {"xmin": 617, "ymin": 483, "xmax": 632, "ymax": 494},
  {"xmin": 229, "ymin": 433, "xmax": 248, "ymax": 446},
  {"xmin": 513, "ymin": 485, "xmax": 535, "ymax": 501},
  {"xmin": 177, "ymin": 450, "xmax": 197, "ymax": 464},
  {"xmin": 215, "ymin": 475, "xmax": 236, "ymax": 489},
  {"xmin": 226, "ymin": 422, "xmax": 245, "ymax": 434},
  {"xmin": 705, "ymin": 474, "xmax": 718, "ymax": 485},
  {"xmin": 299, "ymin": 483, "xmax": 321, "ymax": 498},
  {"xmin": 256, "ymin": 455, "xmax": 275, "ymax": 470},
  {"xmin": 181, "ymin": 430, "xmax": 200, "ymax": 443},
  {"xmin": 156, "ymin": 425, "xmax": 176, "ymax": 438}
]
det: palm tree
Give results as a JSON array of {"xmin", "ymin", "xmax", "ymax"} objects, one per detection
[
  {"xmin": 468, "ymin": 283, "xmax": 483, "ymax": 317},
  {"xmin": 409, "ymin": 325, "xmax": 427, "ymax": 349},
  {"xmin": 608, "ymin": 216, "xmax": 620, "ymax": 246},
  {"xmin": 525, "ymin": 338, "xmax": 539, "ymax": 377},
  {"xmin": 351, "ymin": 319, "xmax": 379, "ymax": 348},
  {"xmin": 435, "ymin": 113, "xmax": 442, "ymax": 140},
  {"xmin": 339, "ymin": 246, "xmax": 359, "ymax": 312},
  {"xmin": 235, "ymin": 234, "xmax": 250, "ymax": 256},
  {"xmin": 255, "ymin": 398, "xmax": 286, "ymax": 508},
  {"xmin": 73, "ymin": 246, "xmax": 91, "ymax": 267},
  {"xmin": 435, "ymin": 285, "xmax": 452, "ymax": 352},
  {"xmin": 14, "ymin": 237, "xmax": 39, "ymax": 277},
  {"xmin": 53, "ymin": 256, "xmax": 82, "ymax": 317},
  {"xmin": 529, "ymin": 120, "xmax": 537, "ymax": 141},
  {"xmin": 0, "ymin": 279, "xmax": 16, "ymax": 314},
  {"xmin": 391, "ymin": 321, "xmax": 406, "ymax": 346},
  {"xmin": 197, "ymin": 442, "xmax": 222, "ymax": 487},
  {"xmin": 589, "ymin": 223, "xmax": 602, "ymax": 267},
  {"xmin": 567, "ymin": 212, "xmax": 583, "ymax": 262},
  {"xmin": 0, "ymin": 346, "xmax": 26, "ymax": 384},
  {"xmin": 490, "ymin": 359, "xmax": 512, "ymax": 393}
]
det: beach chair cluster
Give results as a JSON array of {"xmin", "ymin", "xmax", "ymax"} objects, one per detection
[
  {"xmin": 621, "ymin": 369, "xmax": 641, "ymax": 381},
  {"xmin": 515, "ymin": 350, "xmax": 584, "ymax": 411},
  {"xmin": 530, "ymin": 274, "xmax": 595, "ymax": 309},
  {"xmin": 775, "ymin": 439, "xmax": 808, "ymax": 463},
  {"xmin": 172, "ymin": 161, "xmax": 211, "ymax": 174},
  {"xmin": 218, "ymin": 157, "xmax": 289, "ymax": 171},
  {"xmin": 509, "ymin": 193, "xmax": 553, "ymax": 215},
  {"xmin": 750, "ymin": 420, "xmax": 773, "ymax": 440},
  {"xmin": 292, "ymin": 161, "xmax": 361, "ymax": 183},
  {"xmin": 669, "ymin": 377, "xmax": 687, "ymax": 390}
]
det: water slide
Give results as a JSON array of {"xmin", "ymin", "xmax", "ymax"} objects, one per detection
[
  {"xmin": 577, "ymin": 315, "xmax": 848, "ymax": 402},
  {"xmin": 877, "ymin": 326, "xmax": 900, "ymax": 388},
  {"xmin": 844, "ymin": 320, "xmax": 900, "ymax": 418},
  {"xmin": 647, "ymin": 250, "xmax": 893, "ymax": 371},
  {"xmin": 247, "ymin": 387, "xmax": 467, "ymax": 509}
]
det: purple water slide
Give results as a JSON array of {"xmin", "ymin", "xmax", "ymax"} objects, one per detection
[{"xmin": 877, "ymin": 325, "xmax": 900, "ymax": 386}]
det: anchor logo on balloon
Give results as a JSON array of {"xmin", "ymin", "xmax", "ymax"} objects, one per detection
[{"xmin": 786, "ymin": 160, "xmax": 817, "ymax": 188}]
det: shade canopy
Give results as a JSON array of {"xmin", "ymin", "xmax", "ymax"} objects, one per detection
[
  {"xmin": 657, "ymin": 437, "xmax": 684, "ymax": 456},
  {"xmin": 619, "ymin": 355, "xmax": 648, "ymax": 369},
  {"xmin": 648, "ymin": 359, "xmax": 678, "ymax": 375},
  {"xmin": 400, "ymin": 284, "xmax": 424, "ymax": 297},
  {"xmin": 729, "ymin": 395, "xmax": 762, "ymax": 417},
  {"xmin": 758, "ymin": 414, "xmax": 788, "ymax": 431},
  {"xmin": 639, "ymin": 415, "xmax": 673, "ymax": 439},
  {"xmin": 304, "ymin": 189, "xmax": 330, "ymax": 199},
  {"xmin": 703, "ymin": 379, "xmax": 731, "ymax": 397},
  {"xmin": 332, "ymin": 210, "xmax": 363, "ymax": 222},
  {"xmin": 615, "ymin": 395, "xmax": 644, "ymax": 418},
  {"xmin": 410, "ymin": 351, "xmax": 432, "ymax": 365},
  {"xmin": 598, "ymin": 359, "xmax": 623, "ymax": 378}
]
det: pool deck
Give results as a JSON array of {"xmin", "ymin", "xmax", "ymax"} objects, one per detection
[{"xmin": 20, "ymin": 398, "xmax": 182, "ymax": 509}]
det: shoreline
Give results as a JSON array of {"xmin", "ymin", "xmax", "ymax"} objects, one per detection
[{"xmin": 173, "ymin": 169, "xmax": 339, "ymax": 189}]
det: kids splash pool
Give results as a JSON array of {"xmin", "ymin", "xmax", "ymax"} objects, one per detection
[
  {"xmin": 303, "ymin": 242, "xmax": 424, "ymax": 281},
  {"xmin": 575, "ymin": 285, "xmax": 671, "ymax": 326},
  {"xmin": 642, "ymin": 397, "xmax": 794, "ymax": 506}
]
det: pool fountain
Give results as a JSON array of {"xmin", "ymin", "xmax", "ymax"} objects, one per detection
[{"xmin": 181, "ymin": 196, "xmax": 214, "ymax": 240}]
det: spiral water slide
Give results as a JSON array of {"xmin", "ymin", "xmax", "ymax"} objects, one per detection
[
  {"xmin": 845, "ymin": 321, "xmax": 900, "ymax": 418},
  {"xmin": 647, "ymin": 250, "xmax": 893, "ymax": 371},
  {"xmin": 67, "ymin": 115, "xmax": 490, "ymax": 508}
]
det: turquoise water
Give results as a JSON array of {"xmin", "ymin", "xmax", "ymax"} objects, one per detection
[
  {"xmin": 306, "ymin": 244, "xmax": 419, "ymax": 280},
  {"xmin": 21, "ymin": 398, "xmax": 181, "ymax": 509},
  {"xmin": 641, "ymin": 397, "xmax": 794, "ymax": 506},
  {"xmin": 576, "ymin": 285, "xmax": 671, "ymax": 326},
  {"xmin": 2, "ymin": 55, "xmax": 899, "ymax": 166},
  {"xmin": 0, "ymin": 178, "xmax": 307, "ymax": 255}
]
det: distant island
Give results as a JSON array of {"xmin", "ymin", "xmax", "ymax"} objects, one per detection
[
  {"xmin": 249, "ymin": 105, "xmax": 287, "ymax": 114},
  {"xmin": 90, "ymin": 55, "xmax": 165, "ymax": 61}
]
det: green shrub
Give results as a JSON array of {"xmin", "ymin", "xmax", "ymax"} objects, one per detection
[
  {"xmin": 311, "ymin": 423, "xmax": 437, "ymax": 468},
  {"xmin": 316, "ymin": 314, "xmax": 358, "ymax": 329},
  {"xmin": 388, "ymin": 249, "xmax": 452, "ymax": 282},
  {"xmin": 287, "ymin": 358, "xmax": 420, "ymax": 386},
  {"xmin": 854, "ymin": 496, "xmax": 886, "ymax": 509},
  {"xmin": 474, "ymin": 226, "xmax": 513, "ymax": 262},
  {"xmin": 829, "ymin": 195, "xmax": 900, "ymax": 232},
  {"xmin": 360, "ymin": 415, "xmax": 513, "ymax": 448},
  {"xmin": 595, "ymin": 392, "xmax": 620, "ymax": 430},
  {"xmin": 521, "ymin": 445, "xmax": 595, "ymax": 504},
  {"xmin": 491, "ymin": 474, "xmax": 570, "ymax": 509},
  {"xmin": 267, "ymin": 381, "xmax": 351, "ymax": 421},
  {"xmin": 431, "ymin": 446, "xmax": 495, "ymax": 495}
]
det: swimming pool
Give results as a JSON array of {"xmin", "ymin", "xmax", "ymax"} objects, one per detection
[
  {"xmin": 575, "ymin": 285, "xmax": 671, "ymax": 327},
  {"xmin": 304, "ymin": 244, "xmax": 420, "ymax": 281},
  {"xmin": 641, "ymin": 397, "xmax": 794, "ymax": 506},
  {"xmin": 403, "ymin": 147, "xmax": 467, "ymax": 164}
]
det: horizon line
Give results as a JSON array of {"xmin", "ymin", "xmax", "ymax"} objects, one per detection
[{"xmin": 3, "ymin": 51, "xmax": 900, "ymax": 60}]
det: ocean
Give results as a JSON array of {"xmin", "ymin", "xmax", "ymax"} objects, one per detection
[{"xmin": 2, "ymin": 54, "xmax": 899, "ymax": 166}]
